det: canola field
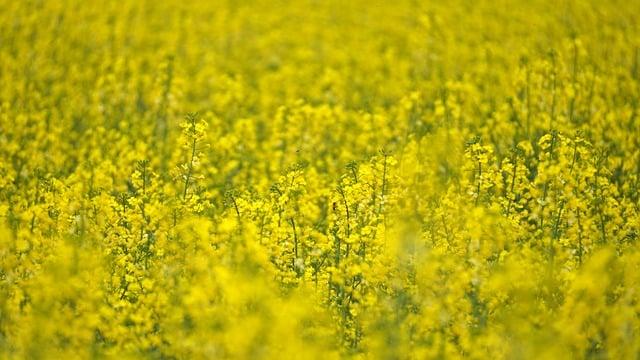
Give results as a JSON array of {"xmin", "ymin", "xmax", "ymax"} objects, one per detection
[{"xmin": 1, "ymin": 0, "xmax": 640, "ymax": 358}]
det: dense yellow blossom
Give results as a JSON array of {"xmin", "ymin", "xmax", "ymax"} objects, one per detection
[{"xmin": 1, "ymin": 0, "xmax": 639, "ymax": 358}]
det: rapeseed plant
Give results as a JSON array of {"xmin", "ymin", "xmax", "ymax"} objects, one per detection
[{"xmin": 1, "ymin": 0, "xmax": 639, "ymax": 358}]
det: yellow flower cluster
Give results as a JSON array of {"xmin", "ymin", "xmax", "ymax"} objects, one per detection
[{"xmin": 1, "ymin": 0, "xmax": 639, "ymax": 358}]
